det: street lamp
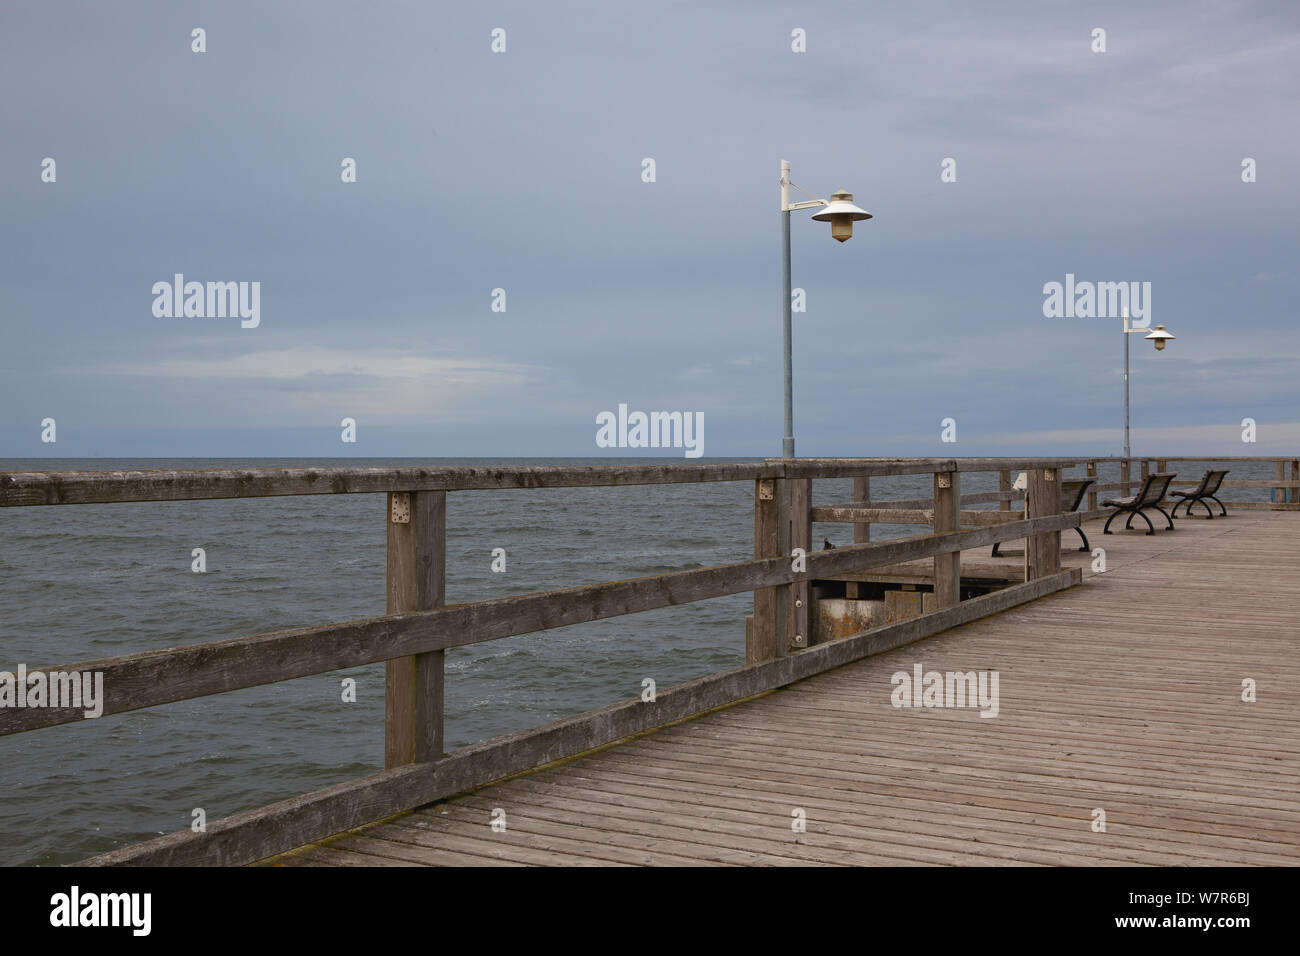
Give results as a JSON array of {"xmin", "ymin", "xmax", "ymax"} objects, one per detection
[
  {"xmin": 780, "ymin": 160, "xmax": 871, "ymax": 458},
  {"xmin": 1122, "ymin": 308, "xmax": 1176, "ymax": 459}
]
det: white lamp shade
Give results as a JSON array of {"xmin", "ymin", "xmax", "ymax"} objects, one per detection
[{"xmin": 810, "ymin": 191, "xmax": 872, "ymax": 223}]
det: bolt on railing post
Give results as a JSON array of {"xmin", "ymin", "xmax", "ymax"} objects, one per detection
[
  {"xmin": 384, "ymin": 490, "xmax": 446, "ymax": 768},
  {"xmin": 789, "ymin": 478, "xmax": 811, "ymax": 648}
]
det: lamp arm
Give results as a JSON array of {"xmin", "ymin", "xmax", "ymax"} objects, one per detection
[{"xmin": 783, "ymin": 178, "xmax": 828, "ymax": 212}]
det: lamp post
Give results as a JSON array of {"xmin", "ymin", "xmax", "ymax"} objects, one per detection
[
  {"xmin": 779, "ymin": 159, "xmax": 871, "ymax": 458},
  {"xmin": 1122, "ymin": 307, "xmax": 1175, "ymax": 459}
]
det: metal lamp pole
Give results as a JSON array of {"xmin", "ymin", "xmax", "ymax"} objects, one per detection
[
  {"xmin": 779, "ymin": 160, "xmax": 871, "ymax": 458},
  {"xmin": 1122, "ymin": 307, "xmax": 1176, "ymax": 459},
  {"xmin": 1124, "ymin": 314, "xmax": 1131, "ymax": 459},
  {"xmin": 781, "ymin": 162, "xmax": 795, "ymax": 459}
]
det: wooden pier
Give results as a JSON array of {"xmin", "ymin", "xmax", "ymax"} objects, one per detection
[{"xmin": 2, "ymin": 457, "xmax": 1298, "ymax": 866}]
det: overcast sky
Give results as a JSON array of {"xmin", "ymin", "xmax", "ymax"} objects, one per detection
[{"xmin": 2, "ymin": 0, "xmax": 1297, "ymax": 458}]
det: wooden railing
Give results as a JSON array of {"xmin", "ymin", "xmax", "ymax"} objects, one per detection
[
  {"xmin": 815, "ymin": 457, "xmax": 1300, "ymax": 545},
  {"xmin": 1012, "ymin": 456, "xmax": 1300, "ymax": 516},
  {"xmin": 0, "ymin": 457, "xmax": 1091, "ymax": 865}
]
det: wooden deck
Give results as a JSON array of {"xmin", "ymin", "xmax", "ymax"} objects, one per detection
[{"xmin": 268, "ymin": 510, "xmax": 1300, "ymax": 866}]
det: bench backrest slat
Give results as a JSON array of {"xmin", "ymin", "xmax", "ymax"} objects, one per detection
[
  {"xmin": 1205, "ymin": 469, "xmax": 1229, "ymax": 495},
  {"xmin": 1139, "ymin": 472, "xmax": 1177, "ymax": 506}
]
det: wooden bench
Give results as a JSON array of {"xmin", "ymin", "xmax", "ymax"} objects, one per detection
[
  {"xmin": 1102, "ymin": 472, "xmax": 1177, "ymax": 535},
  {"xmin": 1170, "ymin": 469, "xmax": 1230, "ymax": 519},
  {"xmin": 992, "ymin": 477, "xmax": 1095, "ymax": 556}
]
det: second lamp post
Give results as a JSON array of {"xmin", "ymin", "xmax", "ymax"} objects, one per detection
[{"xmin": 1122, "ymin": 307, "xmax": 1176, "ymax": 459}]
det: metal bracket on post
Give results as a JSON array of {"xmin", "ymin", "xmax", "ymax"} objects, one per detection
[
  {"xmin": 391, "ymin": 493, "xmax": 411, "ymax": 524},
  {"xmin": 758, "ymin": 480, "xmax": 775, "ymax": 501}
]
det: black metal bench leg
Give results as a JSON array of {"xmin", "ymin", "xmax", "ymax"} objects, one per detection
[
  {"xmin": 1135, "ymin": 509, "xmax": 1155, "ymax": 535},
  {"xmin": 1209, "ymin": 495, "xmax": 1226, "ymax": 516},
  {"xmin": 1076, "ymin": 527, "xmax": 1090, "ymax": 552},
  {"xmin": 1153, "ymin": 504, "xmax": 1174, "ymax": 529},
  {"xmin": 1103, "ymin": 510, "xmax": 1120, "ymax": 534},
  {"xmin": 1170, "ymin": 499, "xmax": 1184, "ymax": 518},
  {"xmin": 991, "ymin": 543, "xmax": 1001, "ymax": 557},
  {"xmin": 1198, "ymin": 498, "xmax": 1214, "ymax": 518}
]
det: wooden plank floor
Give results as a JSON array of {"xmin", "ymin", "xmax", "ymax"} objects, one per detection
[{"xmin": 268, "ymin": 510, "xmax": 1300, "ymax": 866}]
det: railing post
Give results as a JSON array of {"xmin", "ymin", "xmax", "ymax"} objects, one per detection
[
  {"xmin": 853, "ymin": 476, "xmax": 871, "ymax": 542},
  {"xmin": 789, "ymin": 478, "xmax": 811, "ymax": 648},
  {"xmin": 1292, "ymin": 460, "xmax": 1298, "ymax": 504},
  {"xmin": 1086, "ymin": 461, "xmax": 1098, "ymax": 512},
  {"xmin": 1140, "ymin": 459, "xmax": 1150, "ymax": 484},
  {"xmin": 1025, "ymin": 467, "xmax": 1061, "ymax": 581},
  {"xmin": 1275, "ymin": 460, "xmax": 1286, "ymax": 505},
  {"xmin": 846, "ymin": 476, "xmax": 870, "ymax": 600},
  {"xmin": 933, "ymin": 470, "xmax": 960, "ymax": 608},
  {"xmin": 749, "ymin": 477, "xmax": 788, "ymax": 663},
  {"xmin": 1121, "ymin": 459, "xmax": 1131, "ymax": 498},
  {"xmin": 998, "ymin": 470, "xmax": 1011, "ymax": 514},
  {"xmin": 385, "ymin": 490, "xmax": 446, "ymax": 768}
]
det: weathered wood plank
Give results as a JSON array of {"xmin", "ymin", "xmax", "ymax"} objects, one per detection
[
  {"xmin": 0, "ymin": 511, "xmax": 1080, "ymax": 736},
  {"xmin": 1, "ymin": 459, "xmax": 1090, "ymax": 507},
  {"xmin": 750, "ymin": 478, "xmax": 782, "ymax": 664},
  {"xmin": 812, "ymin": 507, "xmax": 1022, "ymax": 526},
  {"xmin": 933, "ymin": 471, "xmax": 960, "ymax": 608},
  {"xmin": 852, "ymin": 477, "xmax": 871, "ymax": 544},
  {"xmin": 773, "ymin": 458, "xmax": 1077, "ymax": 480},
  {"xmin": 1025, "ymin": 468, "xmax": 1062, "ymax": 580},
  {"xmin": 789, "ymin": 478, "xmax": 811, "ymax": 650},
  {"xmin": 0, "ymin": 463, "xmax": 780, "ymax": 506},
  {"xmin": 78, "ymin": 569, "xmax": 1080, "ymax": 865},
  {"xmin": 385, "ymin": 491, "xmax": 445, "ymax": 768}
]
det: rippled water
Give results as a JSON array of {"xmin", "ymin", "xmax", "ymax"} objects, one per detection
[{"xmin": 0, "ymin": 457, "xmax": 1277, "ymax": 864}]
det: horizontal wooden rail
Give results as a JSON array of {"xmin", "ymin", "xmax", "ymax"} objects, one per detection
[
  {"xmin": 0, "ymin": 458, "xmax": 1084, "ymax": 507},
  {"xmin": 817, "ymin": 491, "xmax": 1022, "ymax": 513},
  {"xmin": 776, "ymin": 458, "xmax": 1078, "ymax": 480},
  {"xmin": 811, "ymin": 507, "xmax": 1023, "ymax": 526},
  {"xmin": 0, "ymin": 511, "xmax": 1079, "ymax": 736},
  {"xmin": 1095, "ymin": 455, "xmax": 1299, "ymax": 462},
  {"xmin": 0, "ymin": 464, "xmax": 776, "ymax": 506},
  {"xmin": 79, "ymin": 568, "xmax": 1081, "ymax": 866}
]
